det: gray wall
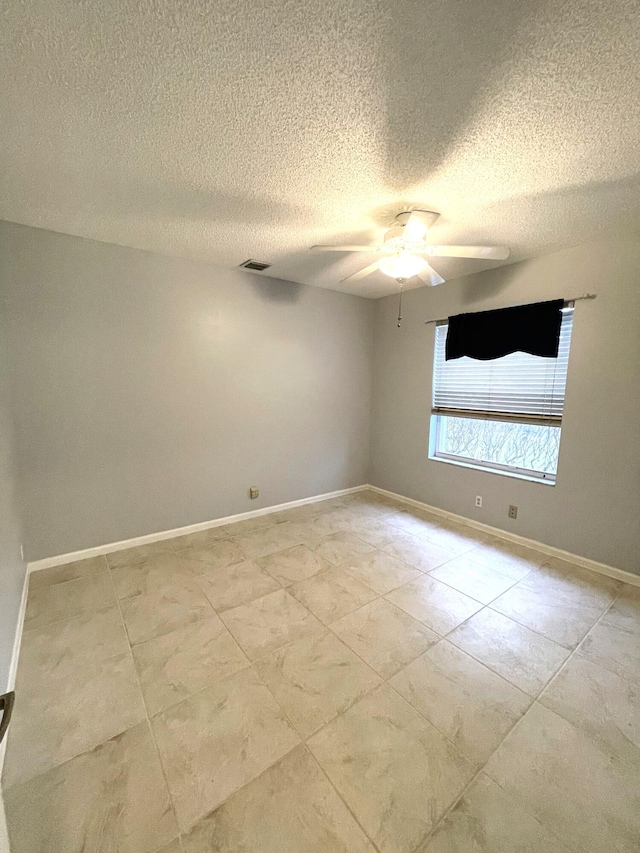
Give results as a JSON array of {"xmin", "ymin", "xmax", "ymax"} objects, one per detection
[
  {"xmin": 0, "ymin": 305, "xmax": 24, "ymax": 691},
  {"xmin": 371, "ymin": 232, "xmax": 640, "ymax": 574},
  {"xmin": 0, "ymin": 222, "xmax": 374, "ymax": 560}
]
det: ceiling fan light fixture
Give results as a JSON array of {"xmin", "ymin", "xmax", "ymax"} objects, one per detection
[{"xmin": 379, "ymin": 251, "xmax": 429, "ymax": 280}]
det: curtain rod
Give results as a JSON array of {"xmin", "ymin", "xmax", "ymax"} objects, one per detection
[{"xmin": 423, "ymin": 293, "xmax": 597, "ymax": 325}]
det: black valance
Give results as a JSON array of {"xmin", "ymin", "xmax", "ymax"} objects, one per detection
[{"xmin": 445, "ymin": 299, "xmax": 564, "ymax": 361}]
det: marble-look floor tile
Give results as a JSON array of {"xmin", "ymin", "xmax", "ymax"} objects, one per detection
[
  {"xmin": 540, "ymin": 654, "xmax": 640, "ymax": 753},
  {"xmin": 153, "ymin": 841, "xmax": 182, "ymax": 853},
  {"xmin": 343, "ymin": 517, "xmax": 405, "ymax": 549},
  {"xmin": 4, "ymin": 722, "xmax": 177, "ymax": 853},
  {"xmin": 3, "ymin": 651, "xmax": 146, "ymax": 787},
  {"xmin": 175, "ymin": 539, "xmax": 247, "ymax": 574},
  {"xmin": 387, "ymin": 510, "xmax": 443, "ymax": 539},
  {"xmin": 464, "ymin": 538, "xmax": 544, "ymax": 580},
  {"xmin": 449, "ymin": 608, "xmax": 570, "ymax": 696},
  {"xmin": 420, "ymin": 522, "xmax": 487, "ymax": 556},
  {"xmin": 219, "ymin": 588, "xmax": 322, "ymax": 660},
  {"xmin": 151, "ymin": 668, "xmax": 300, "ymax": 830},
  {"xmin": 384, "ymin": 534, "xmax": 458, "ymax": 574},
  {"xmin": 198, "ymin": 559, "xmax": 281, "ymax": 611},
  {"xmin": 16, "ymin": 605, "xmax": 129, "ymax": 686},
  {"xmin": 255, "ymin": 629, "xmax": 381, "ymax": 737},
  {"xmin": 220, "ymin": 516, "xmax": 277, "ymax": 537},
  {"xmin": 132, "ymin": 617, "xmax": 248, "ymax": 714},
  {"xmin": 308, "ymin": 683, "xmax": 475, "ymax": 853},
  {"xmin": 484, "ymin": 702, "xmax": 640, "ymax": 853},
  {"xmin": 491, "ymin": 573, "xmax": 615, "ymax": 650},
  {"xmin": 286, "ymin": 512, "xmax": 347, "ymax": 540},
  {"xmin": 168, "ymin": 526, "xmax": 230, "ymax": 551},
  {"xmin": 110, "ymin": 552, "xmax": 196, "ymax": 600},
  {"xmin": 24, "ymin": 572, "xmax": 116, "ymax": 630},
  {"xmin": 289, "ymin": 565, "xmax": 377, "ymax": 624},
  {"xmin": 386, "ymin": 575, "xmax": 483, "ymax": 636},
  {"xmin": 429, "ymin": 557, "xmax": 517, "ymax": 604},
  {"xmin": 181, "ymin": 744, "xmax": 375, "ymax": 853},
  {"xmin": 390, "ymin": 641, "xmax": 531, "ymax": 765},
  {"xmin": 340, "ymin": 550, "xmax": 421, "ymax": 595},
  {"xmin": 121, "ymin": 579, "xmax": 215, "ymax": 645},
  {"xmin": 330, "ymin": 598, "xmax": 438, "ymax": 678},
  {"xmin": 258, "ymin": 544, "xmax": 331, "ymax": 585},
  {"xmin": 28, "ymin": 555, "xmax": 109, "ymax": 590},
  {"xmin": 577, "ymin": 586, "xmax": 640, "ymax": 684},
  {"xmin": 153, "ymin": 840, "xmax": 183, "ymax": 853},
  {"xmin": 419, "ymin": 773, "xmax": 572, "ymax": 853},
  {"xmin": 107, "ymin": 540, "xmax": 175, "ymax": 569},
  {"xmin": 310, "ymin": 531, "xmax": 375, "ymax": 565},
  {"xmin": 230, "ymin": 523, "xmax": 305, "ymax": 559}
]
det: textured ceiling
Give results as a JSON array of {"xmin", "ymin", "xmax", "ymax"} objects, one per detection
[{"xmin": 2, "ymin": 0, "xmax": 640, "ymax": 298}]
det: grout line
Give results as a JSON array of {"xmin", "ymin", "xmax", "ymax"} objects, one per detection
[
  {"xmin": 13, "ymin": 495, "xmax": 636, "ymax": 849},
  {"xmin": 104, "ymin": 567, "xmax": 183, "ymax": 846}
]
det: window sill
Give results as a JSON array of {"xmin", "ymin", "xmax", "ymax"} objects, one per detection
[{"xmin": 428, "ymin": 454, "xmax": 556, "ymax": 486}]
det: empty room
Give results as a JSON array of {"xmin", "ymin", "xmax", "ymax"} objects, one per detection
[{"xmin": 1, "ymin": 1, "xmax": 639, "ymax": 851}]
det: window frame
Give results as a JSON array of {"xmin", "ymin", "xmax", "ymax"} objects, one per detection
[
  {"xmin": 428, "ymin": 308, "xmax": 574, "ymax": 485},
  {"xmin": 429, "ymin": 414, "xmax": 560, "ymax": 484}
]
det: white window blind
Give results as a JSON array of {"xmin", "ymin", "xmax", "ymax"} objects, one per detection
[{"xmin": 432, "ymin": 309, "xmax": 573, "ymax": 425}]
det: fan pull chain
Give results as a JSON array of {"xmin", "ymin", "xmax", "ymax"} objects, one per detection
[{"xmin": 397, "ymin": 282, "xmax": 403, "ymax": 327}]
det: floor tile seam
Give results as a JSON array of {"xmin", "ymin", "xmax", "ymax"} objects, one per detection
[
  {"xmin": 380, "ymin": 543, "xmax": 457, "ymax": 576},
  {"xmin": 27, "ymin": 563, "xmax": 111, "ymax": 592},
  {"xmin": 166, "ymin": 528, "xmax": 232, "ymax": 553},
  {"xmin": 302, "ymin": 743, "xmax": 385, "ymax": 853},
  {"xmin": 19, "ymin": 600, "xmax": 120, "ymax": 639},
  {"xmin": 254, "ymin": 554, "xmax": 328, "ymax": 590},
  {"xmin": 324, "ymin": 592, "xmax": 418, "ymax": 639},
  {"xmin": 481, "ymin": 603, "xmax": 577, "ymax": 651},
  {"xmin": 410, "ymin": 620, "xmax": 582, "ymax": 853},
  {"xmin": 250, "ymin": 655, "xmax": 381, "ymax": 745},
  {"xmin": 444, "ymin": 632, "xmax": 549, "ymax": 700},
  {"xmin": 421, "ymin": 564, "xmax": 527, "ymax": 607},
  {"xmin": 380, "ymin": 656, "xmax": 485, "ymax": 759},
  {"xmin": 123, "ymin": 590, "xmax": 220, "ymax": 649},
  {"xmin": 478, "ymin": 728, "xmax": 585, "ymax": 853},
  {"xmin": 485, "ymin": 588, "xmax": 622, "ymax": 654},
  {"xmin": 566, "ymin": 598, "xmax": 640, "ymax": 687},
  {"xmin": 436, "ymin": 552, "xmax": 537, "ymax": 586},
  {"xmin": 407, "ymin": 762, "xmax": 488, "ymax": 853},
  {"xmin": 107, "ymin": 550, "xmax": 176, "ymax": 569},
  {"xmin": 390, "ymin": 624, "xmax": 540, "ymax": 706},
  {"xmin": 105, "ymin": 568, "xmax": 183, "ymax": 828},
  {"xmin": 199, "ymin": 586, "xmax": 281, "ymax": 616},
  {"xmin": 403, "ymin": 533, "xmax": 479, "ymax": 562},
  {"xmin": 108, "ymin": 563, "xmax": 205, "ymax": 604}
]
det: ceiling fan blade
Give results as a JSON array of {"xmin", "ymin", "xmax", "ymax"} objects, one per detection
[
  {"xmin": 401, "ymin": 212, "xmax": 429, "ymax": 242},
  {"xmin": 340, "ymin": 261, "xmax": 381, "ymax": 283},
  {"xmin": 417, "ymin": 265, "xmax": 445, "ymax": 287},
  {"xmin": 310, "ymin": 245, "xmax": 381, "ymax": 253},
  {"xmin": 421, "ymin": 245, "xmax": 510, "ymax": 261}
]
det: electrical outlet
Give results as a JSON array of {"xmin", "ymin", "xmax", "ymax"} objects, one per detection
[
  {"xmin": 249, "ymin": 487, "xmax": 259, "ymax": 499},
  {"xmin": 475, "ymin": 495, "xmax": 483, "ymax": 508},
  {"xmin": 508, "ymin": 505, "xmax": 518, "ymax": 519}
]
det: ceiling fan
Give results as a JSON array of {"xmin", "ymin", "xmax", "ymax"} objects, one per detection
[{"xmin": 310, "ymin": 210, "xmax": 510, "ymax": 286}]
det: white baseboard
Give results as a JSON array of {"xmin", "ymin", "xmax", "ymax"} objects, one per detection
[
  {"xmin": 368, "ymin": 485, "xmax": 640, "ymax": 588},
  {"xmin": 0, "ymin": 563, "xmax": 29, "ymax": 782},
  {"xmin": 27, "ymin": 485, "xmax": 369, "ymax": 574}
]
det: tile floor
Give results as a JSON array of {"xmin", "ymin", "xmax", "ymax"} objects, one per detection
[{"xmin": 3, "ymin": 490, "xmax": 640, "ymax": 852}]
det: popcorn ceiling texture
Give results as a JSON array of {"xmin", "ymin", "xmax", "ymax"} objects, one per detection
[{"xmin": 1, "ymin": 0, "xmax": 640, "ymax": 297}]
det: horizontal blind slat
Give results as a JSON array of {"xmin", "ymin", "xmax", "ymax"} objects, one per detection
[{"xmin": 432, "ymin": 312, "xmax": 573, "ymax": 419}]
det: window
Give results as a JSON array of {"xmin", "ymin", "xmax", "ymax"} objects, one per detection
[{"xmin": 429, "ymin": 308, "xmax": 573, "ymax": 483}]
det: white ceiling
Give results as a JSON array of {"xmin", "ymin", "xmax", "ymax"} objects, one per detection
[{"xmin": 2, "ymin": 0, "xmax": 640, "ymax": 298}]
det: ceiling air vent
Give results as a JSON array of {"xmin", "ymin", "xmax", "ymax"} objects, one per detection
[{"xmin": 240, "ymin": 259, "xmax": 271, "ymax": 272}]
